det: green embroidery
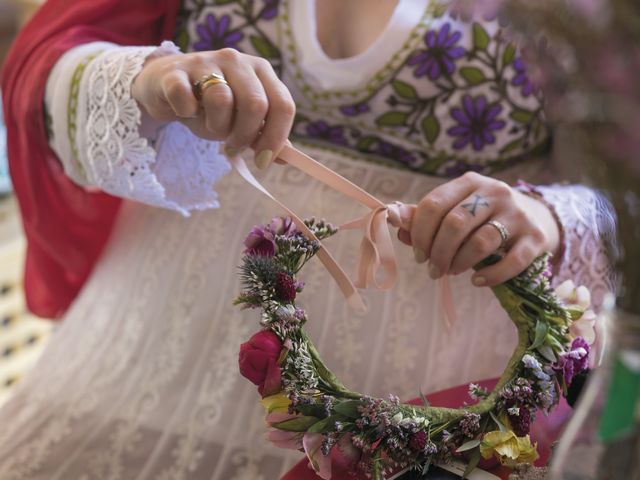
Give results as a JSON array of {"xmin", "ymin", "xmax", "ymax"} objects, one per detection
[{"xmin": 67, "ymin": 52, "xmax": 101, "ymax": 180}]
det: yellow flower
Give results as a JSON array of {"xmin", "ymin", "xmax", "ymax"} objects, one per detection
[
  {"xmin": 480, "ymin": 430, "xmax": 539, "ymax": 467},
  {"xmin": 260, "ymin": 392, "xmax": 291, "ymax": 414}
]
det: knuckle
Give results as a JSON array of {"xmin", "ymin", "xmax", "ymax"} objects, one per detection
[
  {"xmin": 253, "ymin": 56, "xmax": 273, "ymax": 71},
  {"xmin": 529, "ymin": 225, "xmax": 547, "ymax": 245},
  {"xmin": 419, "ymin": 195, "xmax": 445, "ymax": 216},
  {"xmin": 514, "ymin": 245, "xmax": 535, "ymax": 270},
  {"xmin": 444, "ymin": 210, "xmax": 467, "ymax": 232},
  {"xmin": 216, "ymin": 47, "xmax": 241, "ymax": 64},
  {"xmin": 492, "ymin": 180, "xmax": 512, "ymax": 198},
  {"xmin": 244, "ymin": 93, "xmax": 269, "ymax": 115},
  {"xmin": 470, "ymin": 231, "xmax": 494, "ymax": 254},
  {"xmin": 462, "ymin": 171, "xmax": 482, "ymax": 184},
  {"xmin": 273, "ymin": 94, "xmax": 296, "ymax": 117}
]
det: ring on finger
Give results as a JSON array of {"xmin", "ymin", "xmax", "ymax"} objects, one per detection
[
  {"xmin": 485, "ymin": 220, "xmax": 510, "ymax": 251},
  {"xmin": 193, "ymin": 73, "xmax": 229, "ymax": 100}
]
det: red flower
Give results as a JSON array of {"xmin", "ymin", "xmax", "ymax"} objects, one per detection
[
  {"xmin": 239, "ymin": 331, "xmax": 283, "ymax": 397},
  {"xmin": 275, "ymin": 272, "xmax": 297, "ymax": 301}
]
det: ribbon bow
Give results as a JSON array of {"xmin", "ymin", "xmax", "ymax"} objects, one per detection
[{"xmin": 228, "ymin": 145, "xmax": 457, "ymax": 327}]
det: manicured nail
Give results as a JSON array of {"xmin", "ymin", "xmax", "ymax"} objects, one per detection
[
  {"xmin": 413, "ymin": 246, "xmax": 427, "ymax": 264},
  {"xmin": 255, "ymin": 149, "xmax": 273, "ymax": 169},
  {"xmin": 428, "ymin": 263, "xmax": 441, "ymax": 279},
  {"xmin": 472, "ymin": 276, "xmax": 486, "ymax": 287},
  {"xmin": 225, "ymin": 146, "xmax": 238, "ymax": 156}
]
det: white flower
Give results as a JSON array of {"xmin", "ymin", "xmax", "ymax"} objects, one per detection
[
  {"xmin": 570, "ymin": 309, "xmax": 597, "ymax": 345},
  {"xmin": 391, "ymin": 413, "xmax": 403, "ymax": 425},
  {"xmin": 555, "ymin": 280, "xmax": 591, "ymax": 310}
]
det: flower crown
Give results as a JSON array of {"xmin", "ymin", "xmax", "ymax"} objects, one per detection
[{"xmin": 235, "ymin": 216, "xmax": 593, "ymax": 479}]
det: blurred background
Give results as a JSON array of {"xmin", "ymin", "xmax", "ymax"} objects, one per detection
[{"xmin": 0, "ymin": 0, "xmax": 54, "ymax": 408}]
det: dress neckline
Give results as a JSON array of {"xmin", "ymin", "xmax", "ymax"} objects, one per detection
[{"xmin": 289, "ymin": 0, "xmax": 430, "ymax": 90}]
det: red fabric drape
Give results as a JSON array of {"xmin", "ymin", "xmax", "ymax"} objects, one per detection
[{"xmin": 1, "ymin": 0, "xmax": 181, "ymax": 318}]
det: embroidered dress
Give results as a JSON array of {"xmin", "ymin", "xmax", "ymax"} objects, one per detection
[{"xmin": 0, "ymin": 1, "xmax": 615, "ymax": 479}]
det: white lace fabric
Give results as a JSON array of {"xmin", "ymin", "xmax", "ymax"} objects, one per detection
[
  {"xmin": 46, "ymin": 41, "xmax": 230, "ymax": 216},
  {"xmin": 536, "ymin": 184, "xmax": 617, "ymax": 309}
]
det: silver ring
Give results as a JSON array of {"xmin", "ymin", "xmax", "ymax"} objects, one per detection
[{"xmin": 485, "ymin": 220, "xmax": 510, "ymax": 250}]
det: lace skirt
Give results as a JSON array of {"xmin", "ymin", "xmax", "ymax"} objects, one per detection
[{"xmin": 0, "ymin": 147, "xmax": 520, "ymax": 479}]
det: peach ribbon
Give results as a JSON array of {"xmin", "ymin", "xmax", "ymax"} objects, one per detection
[{"xmin": 227, "ymin": 145, "xmax": 457, "ymax": 327}]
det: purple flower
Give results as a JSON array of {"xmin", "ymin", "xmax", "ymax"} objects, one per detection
[
  {"xmin": 261, "ymin": 0, "xmax": 280, "ymax": 19},
  {"xmin": 555, "ymin": 337, "xmax": 590, "ymax": 386},
  {"xmin": 340, "ymin": 103, "xmax": 370, "ymax": 117},
  {"xmin": 375, "ymin": 141, "xmax": 418, "ymax": 167},
  {"xmin": 243, "ymin": 217, "xmax": 297, "ymax": 256},
  {"xmin": 459, "ymin": 412, "xmax": 481, "ymax": 437},
  {"xmin": 447, "ymin": 94, "xmax": 506, "ymax": 151},
  {"xmin": 407, "ymin": 23, "xmax": 466, "ymax": 80},
  {"xmin": 193, "ymin": 14, "xmax": 243, "ymax": 51},
  {"xmin": 444, "ymin": 160, "xmax": 483, "ymax": 178},
  {"xmin": 306, "ymin": 121, "xmax": 348, "ymax": 145},
  {"xmin": 512, "ymin": 58, "xmax": 539, "ymax": 97}
]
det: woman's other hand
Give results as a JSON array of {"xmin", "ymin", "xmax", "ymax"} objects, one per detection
[
  {"xmin": 399, "ymin": 172, "xmax": 561, "ymax": 287},
  {"xmin": 131, "ymin": 49, "xmax": 295, "ymax": 169}
]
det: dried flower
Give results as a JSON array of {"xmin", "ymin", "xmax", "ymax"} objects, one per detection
[
  {"xmin": 275, "ymin": 272, "xmax": 297, "ymax": 301},
  {"xmin": 480, "ymin": 430, "xmax": 539, "ymax": 467}
]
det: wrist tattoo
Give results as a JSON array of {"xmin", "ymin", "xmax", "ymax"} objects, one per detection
[{"xmin": 461, "ymin": 194, "xmax": 489, "ymax": 217}]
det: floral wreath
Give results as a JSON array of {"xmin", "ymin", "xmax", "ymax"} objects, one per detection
[{"xmin": 235, "ymin": 216, "xmax": 595, "ymax": 480}]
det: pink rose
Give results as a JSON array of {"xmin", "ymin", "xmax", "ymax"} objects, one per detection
[{"xmin": 239, "ymin": 331, "xmax": 283, "ymax": 397}]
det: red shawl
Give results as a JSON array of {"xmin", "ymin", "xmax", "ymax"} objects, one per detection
[{"xmin": 1, "ymin": 0, "xmax": 180, "ymax": 318}]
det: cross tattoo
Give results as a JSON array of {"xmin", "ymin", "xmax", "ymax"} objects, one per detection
[{"xmin": 461, "ymin": 194, "xmax": 489, "ymax": 217}]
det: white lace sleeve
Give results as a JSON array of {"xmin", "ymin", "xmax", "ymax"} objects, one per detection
[
  {"xmin": 45, "ymin": 41, "xmax": 230, "ymax": 216},
  {"xmin": 527, "ymin": 184, "xmax": 618, "ymax": 309}
]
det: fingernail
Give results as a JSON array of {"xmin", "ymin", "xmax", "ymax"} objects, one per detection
[
  {"xmin": 472, "ymin": 276, "xmax": 486, "ymax": 287},
  {"xmin": 225, "ymin": 146, "xmax": 238, "ymax": 156},
  {"xmin": 255, "ymin": 149, "xmax": 273, "ymax": 169},
  {"xmin": 413, "ymin": 246, "xmax": 427, "ymax": 264},
  {"xmin": 428, "ymin": 263, "xmax": 441, "ymax": 279}
]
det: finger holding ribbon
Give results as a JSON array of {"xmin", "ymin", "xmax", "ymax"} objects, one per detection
[{"xmin": 403, "ymin": 171, "xmax": 562, "ymax": 287}]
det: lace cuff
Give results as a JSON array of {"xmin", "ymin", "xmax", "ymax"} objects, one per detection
[
  {"xmin": 520, "ymin": 183, "xmax": 618, "ymax": 309},
  {"xmin": 45, "ymin": 41, "xmax": 230, "ymax": 216}
]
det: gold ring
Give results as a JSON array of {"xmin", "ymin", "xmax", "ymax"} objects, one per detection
[{"xmin": 193, "ymin": 73, "xmax": 229, "ymax": 100}]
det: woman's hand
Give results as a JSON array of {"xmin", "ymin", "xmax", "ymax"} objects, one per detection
[
  {"xmin": 399, "ymin": 172, "xmax": 561, "ymax": 287},
  {"xmin": 131, "ymin": 49, "xmax": 295, "ymax": 168}
]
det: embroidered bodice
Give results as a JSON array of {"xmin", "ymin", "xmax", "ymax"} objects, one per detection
[{"xmin": 175, "ymin": 0, "xmax": 549, "ymax": 177}]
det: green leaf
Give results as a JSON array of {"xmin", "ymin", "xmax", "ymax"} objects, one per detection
[
  {"xmin": 333, "ymin": 400, "xmax": 361, "ymax": 418},
  {"xmin": 307, "ymin": 414, "xmax": 348, "ymax": 433},
  {"xmin": 421, "ymin": 115, "xmax": 440, "ymax": 144},
  {"xmin": 538, "ymin": 344, "xmax": 557, "ymax": 362},
  {"xmin": 250, "ymin": 35, "xmax": 280, "ymax": 59},
  {"xmin": 460, "ymin": 67, "xmax": 486, "ymax": 86},
  {"xmin": 456, "ymin": 439, "xmax": 481, "ymax": 453},
  {"xmin": 391, "ymin": 80, "xmax": 418, "ymax": 100},
  {"xmin": 273, "ymin": 416, "xmax": 320, "ymax": 432},
  {"xmin": 175, "ymin": 29, "xmax": 190, "ymax": 52},
  {"xmin": 510, "ymin": 109, "xmax": 535, "ymax": 124},
  {"xmin": 375, "ymin": 111, "xmax": 409, "ymax": 127},
  {"xmin": 566, "ymin": 307, "xmax": 584, "ymax": 321},
  {"xmin": 489, "ymin": 411, "xmax": 507, "ymax": 432},
  {"xmin": 503, "ymin": 43, "xmax": 516, "ymax": 66},
  {"xmin": 472, "ymin": 23, "xmax": 490, "ymax": 51},
  {"xmin": 499, "ymin": 138, "xmax": 524, "ymax": 155},
  {"xmin": 463, "ymin": 448, "xmax": 482, "ymax": 479},
  {"xmin": 530, "ymin": 320, "xmax": 550, "ymax": 350},
  {"xmin": 295, "ymin": 403, "xmax": 327, "ymax": 418},
  {"xmin": 356, "ymin": 136, "xmax": 377, "ymax": 151}
]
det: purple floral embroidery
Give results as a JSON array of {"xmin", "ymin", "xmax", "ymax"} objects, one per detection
[
  {"xmin": 408, "ymin": 23, "xmax": 466, "ymax": 80},
  {"xmin": 512, "ymin": 58, "xmax": 539, "ymax": 97},
  {"xmin": 306, "ymin": 121, "xmax": 348, "ymax": 145},
  {"xmin": 447, "ymin": 95, "xmax": 506, "ymax": 151},
  {"xmin": 375, "ymin": 141, "xmax": 418, "ymax": 167},
  {"xmin": 193, "ymin": 14, "xmax": 243, "ymax": 51},
  {"xmin": 340, "ymin": 103, "xmax": 370, "ymax": 117},
  {"xmin": 261, "ymin": 0, "xmax": 279, "ymax": 20},
  {"xmin": 444, "ymin": 160, "xmax": 483, "ymax": 178}
]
